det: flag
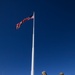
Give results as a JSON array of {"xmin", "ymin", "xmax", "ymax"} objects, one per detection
[{"xmin": 16, "ymin": 14, "xmax": 34, "ymax": 29}]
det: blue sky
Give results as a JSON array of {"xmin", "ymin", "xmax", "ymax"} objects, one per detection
[{"xmin": 0, "ymin": 0, "xmax": 75, "ymax": 75}]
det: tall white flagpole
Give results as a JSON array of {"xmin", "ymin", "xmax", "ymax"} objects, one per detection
[{"xmin": 31, "ymin": 12, "xmax": 35, "ymax": 75}]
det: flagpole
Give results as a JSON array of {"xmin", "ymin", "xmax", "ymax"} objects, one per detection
[{"xmin": 31, "ymin": 12, "xmax": 35, "ymax": 75}]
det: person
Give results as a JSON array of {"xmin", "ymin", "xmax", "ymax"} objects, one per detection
[
  {"xmin": 42, "ymin": 71, "xmax": 47, "ymax": 75},
  {"xmin": 59, "ymin": 72, "xmax": 64, "ymax": 75}
]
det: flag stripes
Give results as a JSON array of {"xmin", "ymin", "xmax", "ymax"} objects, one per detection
[{"xmin": 16, "ymin": 15, "xmax": 34, "ymax": 29}]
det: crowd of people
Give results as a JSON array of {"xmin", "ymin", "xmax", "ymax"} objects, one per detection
[{"xmin": 42, "ymin": 71, "xmax": 64, "ymax": 75}]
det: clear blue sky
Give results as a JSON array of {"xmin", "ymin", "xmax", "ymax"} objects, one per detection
[{"xmin": 0, "ymin": 0, "xmax": 75, "ymax": 75}]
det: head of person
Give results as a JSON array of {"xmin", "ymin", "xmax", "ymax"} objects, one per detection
[
  {"xmin": 59, "ymin": 72, "xmax": 64, "ymax": 75},
  {"xmin": 42, "ymin": 71, "xmax": 47, "ymax": 75}
]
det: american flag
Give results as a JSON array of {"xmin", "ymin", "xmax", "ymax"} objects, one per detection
[{"xmin": 16, "ymin": 15, "xmax": 34, "ymax": 29}]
